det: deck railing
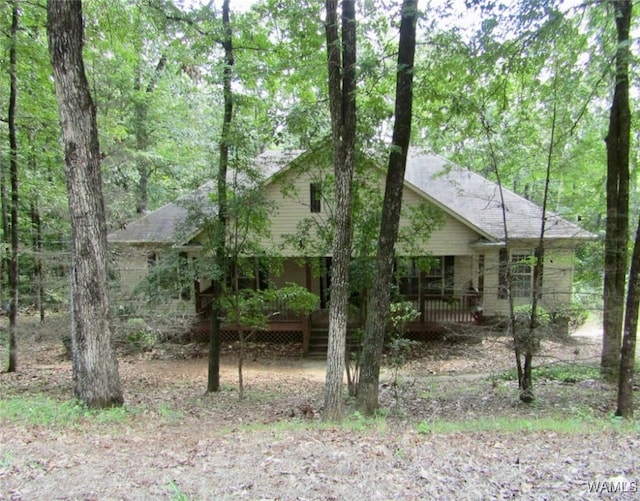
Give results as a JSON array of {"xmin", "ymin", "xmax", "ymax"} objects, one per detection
[
  {"xmin": 421, "ymin": 294, "xmax": 481, "ymax": 323},
  {"xmin": 197, "ymin": 290, "xmax": 481, "ymax": 326}
]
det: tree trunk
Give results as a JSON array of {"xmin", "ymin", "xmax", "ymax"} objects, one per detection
[
  {"xmin": 616, "ymin": 215, "xmax": 640, "ymax": 418},
  {"xmin": 6, "ymin": 1, "xmax": 19, "ymax": 373},
  {"xmin": 30, "ymin": 200, "xmax": 45, "ymax": 323},
  {"xmin": 356, "ymin": 0, "xmax": 418, "ymax": 415},
  {"xmin": 602, "ymin": 0, "xmax": 631, "ymax": 379},
  {"xmin": 134, "ymin": 56, "xmax": 166, "ymax": 215},
  {"xmin": 47, "ymin": 0, "xmax": 123, "ymax": 408},
  {"xmin": 518, "ymin": 78, "xmax": 559, "ymax": 403},
  {"xmin": 323, "ymin": 0, "xmax": 356, "ymax": 422},
  {"xmin": 208, "ymin": 0, "xmax": 234, "ymax": 393}
]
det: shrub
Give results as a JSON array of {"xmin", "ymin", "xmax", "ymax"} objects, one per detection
[
  {"xmin": 550, "ymin": 302, "xmax": 589, "ymax": 333},
  {"xmin": 513, "ymin": 304, "xmax": 551, "ymax": 327}
]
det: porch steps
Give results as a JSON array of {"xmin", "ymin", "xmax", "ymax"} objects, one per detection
[{"xmin": 306, "ymin": 327, "xmax": 360, "ymax": 359}]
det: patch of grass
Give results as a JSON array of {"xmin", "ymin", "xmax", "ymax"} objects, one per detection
[
  {"xmin": 157, "ymin": 402, "xmax": 184, "ymax": 420},
  {"xmin": 415, "ymin": 415, "xmax": 636, "ymax": 435},
  {"xmin": 534, "ymin": 364, "xmax": 601, "ymax": 383},
  {"xmin": 0, "ymin": 395, "xmax": 87, "ymax": 425},
  {"xmin": 243, "ymin": 388, "xmax": 281, "ymax": 403},
  {"xmin": 342, "ymin": 410, "xmax": 388, "ymax": 433},
  {"xmin": 0, "ymin": 452, "xmax": 14, "ymax": 468},
  {"xmin": 493, "ymin": 364, "xmax": 602, "ymax": 383},
  {"xmin": 167, "ymin": 480, "xmax": 193, "ymax": 501},
  {"xmin": 0, "ymin": 394, "xmax": 136, "ymax": 427},
  {"xmin": 94, "ymin": 404, "xmax": 134, "ymax": 424}
]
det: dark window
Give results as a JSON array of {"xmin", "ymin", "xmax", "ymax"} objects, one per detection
[
  {"xmin": 395, "ymin": 256, "xmax": 455, "ymax": 298},
  {"xmin": 398, "ymin": 259, "xmax": 420, "ymax": 297},
  {"xmin": 423, "ymin": 257, "xmax": 443, "ymax": 295},
  {"xmin": 310, "ymin": 183, "xmax": 321, "ymax": 213},
  {"xmin": 424, "ymin": 256, "xmax": 454, "ymax": 295},
  {"xmin": 444, "ymin": 255, "xmax": 455, "ymax": 294},
  {"xmin": 178, "ymin": 252, "xmax": 191, "ymax": 300},
  {"xmin": 498, "ymin": 248, "xmax": 508, "ymax": 299},
  {"xmin": 229, "ymin": 258, "xmax": 269, "ymax": 291}
]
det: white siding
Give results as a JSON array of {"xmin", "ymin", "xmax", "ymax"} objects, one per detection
[
  {"xmin": 262, "ymin": 169, "xmax": 329, "ymax": 256},
  {"xmin": 481, "ymin": 244, "xmax": 576, "ymax": 317},
  {"xmin": 113, "ymin": 248, "xmax": 150, "ymax": 296},
  {"xmin": 258, "ymin": 165, "xmax": 481, "ymax": 257}
]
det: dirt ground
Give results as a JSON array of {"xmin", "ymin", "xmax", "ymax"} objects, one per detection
[{"xmin": 1, "ymin": 314, "xmax": 639, "ymax": 500}]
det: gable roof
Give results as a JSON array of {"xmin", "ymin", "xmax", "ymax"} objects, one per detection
[
  {"xmin": 404, "ymin": 149, "xmax": 593, "ymax": 241},
  {"xmin": 107, "ymin": 150, "xmax": 304, "ymax": 246},
  {"xmin": 108, "ymin": 148, "xmax": 594, "ymax": 246},
  {"xmin": 107, "ymin": 181, "xmax": 215, "ymax": 245}
]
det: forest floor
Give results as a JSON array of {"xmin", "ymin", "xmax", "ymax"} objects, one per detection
[{"xmin": 0, "ymin": 313, "xmax": 639, "ymax": 500}]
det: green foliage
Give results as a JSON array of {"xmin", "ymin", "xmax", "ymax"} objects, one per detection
[
  {"xmin": 550, "ymin": 302, "xmax": 589, "ymax": 332},
  {"xmin": 388, "ymin": 301, "xmax": 420, "ymax": 334},
  {"xmin": 223, "ymin": 284, "xmax": 318, "ymax": 330},
  {"xmin": 513, "ymin": 304, "xmax": 551, "ymax": 328},
  {"xmin": 386, "ymin": 336, "xmax": 418, "ymax": 373},
  {"xmin": 385, "ymin": 301, "xmax": 420, "ymax": 411},
  {"xmin": 513, "ymin": 302, "xmax": 588, "ymax": 336},
  {"xmin": 124, "ymin": 318, "xmax": 158, "ymax": 351},
  {"xmin": 132, "ymin": 251, "xmax": 192, "ymax": 304}
]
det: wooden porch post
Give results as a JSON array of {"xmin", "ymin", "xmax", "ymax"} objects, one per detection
[
  {"xmin": 194, "ymin": 279, "xmax": 201, "ymax": 313},
  {"xmin": 302, "ymin": 258, "xmax": 312, "ymax": 356},
  {"xmin": 419, "ymin": 269, "xmax": 425, "ymax": 323}
]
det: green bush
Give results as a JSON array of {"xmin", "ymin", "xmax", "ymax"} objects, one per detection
[
  {"xmin": 550, "ymin": 302, "xmax": 589, "ymax": 332},
  {"xmin": 513, "ymin": 304, "xmax": 551, "ymax": 327}
]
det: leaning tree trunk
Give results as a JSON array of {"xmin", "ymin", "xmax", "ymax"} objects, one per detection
[
  {"xmin": 356, "ymin": 0, "xmax": 418, "ymax": 415},
  {"xmin": 323, "ymin": 0, "xmax": 356, "ymax": 422},
  {"xmin": 208, "ymin": 0, "xmax": 234, "ymax": 393},
  {"xmin": 47, "ymin": 0, "xmax": 123, "ymax": 408},
  {"xmin": 6, "ymin": 1, "xmax": 19, "ymax": 373},
  {"xmin": 617, "ymin": 215, "xmax": 640, "ymax": 418},
  {"xmin": 602, "ymin": 0, "xmax": 631, "ymax": 379}
]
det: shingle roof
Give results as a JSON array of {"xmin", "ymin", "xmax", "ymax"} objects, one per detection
[
  {"xmin": 404, "ymin": 149, "xmax": 594, "ymax": 241},
  {"xmin": 107, "ymin": 181, "xmax": 215, "ymax": 245},
  {"xmin": 108, "ymin": 148, "xmax": 594, "ymax": 245}
]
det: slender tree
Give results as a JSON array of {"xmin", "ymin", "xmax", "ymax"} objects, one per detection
[
  {"xmin": 615, "ymin": 0, "xmax": 635, "ymax": 419},
  {"xmin": 602, "ymin": 0, "xmax": 631, "ymax": 379},
  {"xmin": 323, "ymin": 0, "xmax": 357, "ymax": 422},
  {"xmin": 47, "ymin": 0, "xmax": 124, "ymax": 408},
  {"xmin": 6, "ymin": 1, "xmax": 19, "ymax": 373},
  {"xmin": 30, "ymin": 199, "xmax": 45, "ymax": 323},
  {"xmin": 208, "ymin": 0, "xmax": 234, "ymax": 392},
  {"xmin": 133, "ymin": 55, "xmax": 167, "ymax": 215},
  {"xmin": 356, "ymin": 0, "xmax": 418, "ymax": 414}
]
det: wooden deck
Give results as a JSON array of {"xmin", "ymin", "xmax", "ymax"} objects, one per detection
[{"xmin": 194, "ymin": 290, "xmax": 481, "ymax": 356}]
